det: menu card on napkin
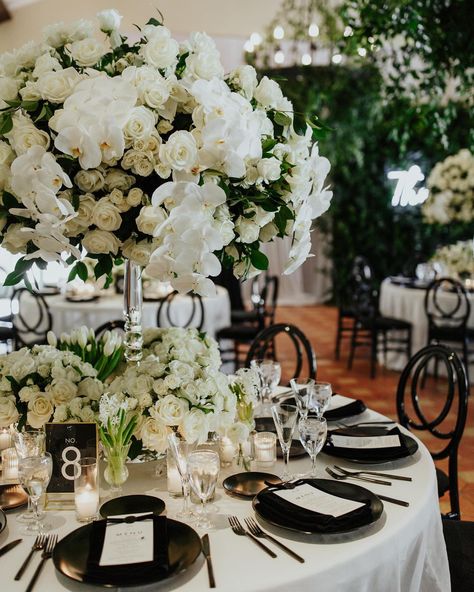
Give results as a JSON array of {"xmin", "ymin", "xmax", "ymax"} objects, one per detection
[
  {"xmin": 328, "ymin": 394, "xmax": 356, "ymax": 411},
  {"xmin": 274, "ymin": 483, "xmax": 365, "ymax": 517},
  {"xmin": 331, "ymin": 434, "xmax": 401, "ymax": 449},
  {"xmin": 99, "ymin": 513, "xmax": 154, "ymax": 566}
]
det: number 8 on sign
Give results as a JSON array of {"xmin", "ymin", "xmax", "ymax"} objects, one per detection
[{"xmin": 61, "ymin": 446, "xmax": 81, "ymax": 480}]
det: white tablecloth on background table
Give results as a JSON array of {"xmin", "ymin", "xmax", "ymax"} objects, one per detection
[
  {"xmin": 39, "ymin": 288, "xmax": 231, "ymax": 338},
  {"xmin": 379, "ymin": 278, "xmax": 474, "ymax": 374},
  {"xmin": 0, "ymin": 409, "xmax": 450, "ymax": 592}
]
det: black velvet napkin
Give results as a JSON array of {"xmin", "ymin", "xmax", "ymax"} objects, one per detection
[
  {"xmin": 86, "ymin": 514, "xmax": 169, "ymax": 583},
  {"xmin": 324, "ymin": 394, "xmax": 367, "ymax": 420},
  {"xmin": 258, "ymin": 479, "xmax": 373, "ymax": 533},
  {"xmin": 324, "ymin": 426, "xmax": 409, "ymax": 461}
]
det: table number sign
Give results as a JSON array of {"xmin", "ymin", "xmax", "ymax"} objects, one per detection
[{"xmin": 45, "ymin": 423, "xmax": 98, "ymax": 504}]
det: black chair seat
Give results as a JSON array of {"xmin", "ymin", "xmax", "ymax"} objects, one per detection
[
  {"xmin": 373, "ymin": 316, "xmax": 412, "ymax": 331},
  {"xmin": 231, "ymin": 309, "xmax": 260, "ymax": 324},
  {"xmin": 217, "ymin": 324, "xmax": 260, "ymax": 341},
  {"xmin": 0, "ymin": 324, "xmax": 15, "ymax": 340},
  {"xmin": 443, "ymin": 519, "xmax": 474, "ymax": 592},
  {"xmin": 437, "ymin": 467, "xmax": 450, "ymax": 497},
  {"xmin": 431, "ymin": 325, "xmax": 471, "ymax": 343}
]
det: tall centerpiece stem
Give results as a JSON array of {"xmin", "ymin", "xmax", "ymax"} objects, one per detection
[{"xmin": 123, "ymin": 259, "xmax": 143, "ymax": 364}]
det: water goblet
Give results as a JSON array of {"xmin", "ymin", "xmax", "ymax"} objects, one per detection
[
  {"xmin": 271, "ymin": 403, "xmax": 299, "ymax": 481},
  {"xmin": 18, "ymin": 452, "xmax": 53, "ymax": 535},
  {"xmin": 167, "ymin": 433, "xmax": 196, "ymax": 522},
  {"xmin": 187, "ymin": 450, "xmax": 220, "ymax": 530},
  {"xmin": 289, "ymin": 378, "xmax": 315, "ymax": 419},
  {"xmin": 251, "ymin": 359, "xmax": 281, "ymax": 414},
  {"xmin": 309, "ymin": 381, "xmax": 332, "ymax": 419},
  {"xmin": 298, "ymin": 417, "xmax": 327, "ymax": 478},
  {"xmin": 12, "ymin": 429, "xmax": 46, "ymax": 523}
]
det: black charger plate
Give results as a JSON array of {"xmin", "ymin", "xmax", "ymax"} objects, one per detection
[
  {"xmin": 0, "ymin": 484, "xmax": 28, "ymax": 511},
  {"xmin": 223, "ymin": 472, "xmax": 281, "ymax": 498},
  {"xmin": 0, "ymin": 509, "xmax": 6, "ymax": 534},
  {"xmin": 53, "ymin": 518, "xmax": 201, "ymax": 588},
  {"xmin": 100, "ymin": 494, "xmax": 165, "ymax": 518}
]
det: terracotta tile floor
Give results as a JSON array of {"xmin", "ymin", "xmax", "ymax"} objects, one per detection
[{"xmin": 274, "ymin": 304, "xmax": 474, "ymax": 520}]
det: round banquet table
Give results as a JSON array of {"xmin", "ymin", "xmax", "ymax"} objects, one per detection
[
  {"xmin": 0, "ymin": 409, "xmax": 450, "ymax": 592},
  {"xmin": 379, "ymin": 278, "xmax": 474, "ymax": 375},
  {"xmin": 39, "ymin": 288, "xmax": 231, "ymax": 338}
]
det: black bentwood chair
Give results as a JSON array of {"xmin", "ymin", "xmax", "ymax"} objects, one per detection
[
  {"xmin": 157, "ymin": 291, "xmax": 205, "ymax": 331},
  {"xmin": 396, "ymin": 344, "xmax": 469, "ymax": 519},
  {"xmin": 442, "ymin": 518, "xmax": 474, "ymax": 592},
  {"xmin": 94, "ymin": 320, "xmax": 126, "ymax": 340},
  {"xmin": 245, "ymin": 323, "xmax": 317, "ymax": 382},
  {"xmin": 12, "ymin": 288, "xmax": 52, "ymax": 348}
]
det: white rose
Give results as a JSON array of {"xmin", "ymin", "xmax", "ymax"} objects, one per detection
[
  {"xmin": 53, "ymin": 404, "xmax": 68, "ymax": 422},
  {"xmin": 123, "ymin": 107, "xmax": 157, "ymax": 143},
  {"xmin": 1, "ymin": 223, "xmax": 31, "ymax": 253},
  {"xmin": 229, "ymin": 65, "xmax": 258, "ymax": 99},
  {"xmin": 126, "ymin": 187, "xmax": 144, "ymax": 207},
  {"xmin": 0, "ymin": 396, "xmax": 19, "ymax": 427},
  {"xmin": 68, "ymin": 397, "xmax": 83, "ymax": 417},
  {"xmin": 141, "ymin": 79, "xmax": 170, "ymax": 109},
  {"xmin": 260, "ymin": 222, "xmax": 278, "ymax": 242},
  {"xmin": 19, "ymin": 81, "xmax": 42, "ymax": 102},
  {"xmin": 136, "ymin": 205, "xmax": 166, "ymax": 235},
  {"xmin": 18, "ymin": 385, "xmax": 40, "ymax": 403},
  {"xmin": 69, "ymin": 38, "xmax": 104, "ymax": 67},
  {"xmin": 235, "ymin": 216, "xmax": 260, "ymax": 243},
  {"xmin": 180, "ymin": 408, "xmax": 209, "ymax": 444},
  {"xmin": 0, "ymin": 141, "xmax": 14, "ymax": 166},
  {"xmin": 121, "ymin": 149, "xmax": 155, "ymax": 177},
  {"xmin": 151, "ymin": 394, "xmax": 188, "ymax": 426},
  {"xmin": 254, "ymin": 76, "xmax": 284, "ymax": 109},
  {"xmin": 159, "ymin": 130, "xmax": 197, "ymax": 172},
  {"xmin": 33, "ymin": 53, "xmax": 62, "ymax": 77},
  {"xmin": 233, "ymin": 260, "xmax": 260, "ymax": 279},
  {"xmin": 48, "ymin": 378, "xmax": 78, "ymax": 405},
  {"xmin": 104, "ymin": 169, "xmax": 135, "ymax": 191},
  {"xmin": 80, "ymin": 406, "xmax": 96, "ymax": 422},
  {"xmin": 36, "ymin": 68, "xmax": 81, "ymax": 103},
  {"xmin": 140, "ymin": 416, "xmax": 169, "ymax": 453},
  {"xmin": 122, "ymin": 238, "xmax": 154, "ymax": 266},
  {"xmin": 9, "ymin": 355, "xmax": 36, "ymax": 381},
  {"xmin": 97, "ymin": 9, "xmax": 122, "ymax": 32},
  {"xmin": 6, "ymin": 113, "xmax": 50, "ymax": 155},
  {"xmin": 157, "ymin": 119, "xmax": 173, "ymax": 134},
  {"xmin": 74, "ymin": 168, "xmax": 105, "ymax": 192},
  {"xmin": 141, "ymin": 27, "xmax": 178, "ymax": 69},
  {"xmin": 74, "ymin": 193, "xmax": 96, "ymax": 226},
  {"xmin": 257, "ymin": 157, "xmax": 281, "ymax": 182},
  {"xmin": 27, "ymin": 394, "xmax": 53, "ymax": 428},
  {"xmin": 92, "ymin": 198, "xmax": 122, "ymax": 231},
  {"xmin": 82, "ymin": 229, "xmax": 121, "ymax": 254},
  {"xmin": 76, "ymin": 377, "xmax": 103, "ymax": 401},
  {"xmin": 185, "ymin": 51, "xmax": 224, "ymax": 81},
  {"xmin": 0, "ymin": 76, "xmax": 18, "ymax": 109}
]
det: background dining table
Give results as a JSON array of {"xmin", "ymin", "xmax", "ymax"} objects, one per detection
[{"xmin": 0, "ymin": 408, "xmax": 450, "ymax": 592}]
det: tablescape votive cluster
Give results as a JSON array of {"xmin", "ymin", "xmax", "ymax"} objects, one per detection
[{"xmin": 74, "ymin": 457, "xmax": 99, "ymax": 523}]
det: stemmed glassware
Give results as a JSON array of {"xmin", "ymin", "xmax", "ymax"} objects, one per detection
[
  {"xmin": 187, "ymin": 450, "xmax": 220, "ymax": 530},
  {"xmin": 309, "ymin": 381, "xmax": 332, "ymax": 418},
  {"xmin": 289, "ymin": 378, "xmax": 315, "ymax": 419},
  {"xmin": 18, "ymin": 452, "xmax": 53, "ymax": 535},
  {"xmin": 298, "ymin": 417, "xmax": 327, "ymax": 478},
  {"xmin": 12, "ymin": 429, "xmax": 46, "ymax": 523},
  {"xmin": 251, "ymin": 359, "xmax": 281, "ymax": 415},
  {"xmin": 271, "ymin": 403, "xmax": 299, "ymax": 481},
  {"xmin": 167, "ymin": 433, "xmax": 196, "ymax": 522}
]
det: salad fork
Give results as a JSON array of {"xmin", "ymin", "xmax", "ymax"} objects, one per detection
[
  {"xmin": 26, "ymin": 534, "xmax": 58, "ymax": 592},
  {"xmin": 326, "ymin": 466, "xmax": 392, "ymax": 486},
  {"xmin": 333, "ymin": 465, "xmax": 412, "ymax": 482},
  {"xmin": 14, "ymin": 534, "xmax": 46, "ymax": 581},
  {"xmin": 228, "ymin": 516, "xmax": 276, "ymax": 558}
]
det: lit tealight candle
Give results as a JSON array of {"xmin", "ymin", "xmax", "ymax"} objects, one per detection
[
  {"xmin": 167, "ymin": 463, "xmax": 183, "ymax": 496},
  {"xmin": 75, "ymin": 485, "xmax": 99, "ymax": 521},
  {"xmin": 253, "ymin": 432, "xmax": 277, "ymax": 467},
  {"xmin": 219, "ymin": 437, "xmax": 236, "ymax": 466},
  {"xmin": 0, "ymin": 428, "xmax": 11, "ymax": 451},
  {"xmin": 2, "ymin": 447, "xmax": 19, "ymax": 480}
]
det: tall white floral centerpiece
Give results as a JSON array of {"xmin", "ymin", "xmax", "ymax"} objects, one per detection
[{"xmin": 0, "ymin": 10, "xmax": 332, "ymax": 361}]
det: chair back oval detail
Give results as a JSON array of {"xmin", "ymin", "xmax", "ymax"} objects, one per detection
[
  {"xmin": 12, "ymin": 288, "xmax": 52, "ymax": 348},
  {"xmin": 424, "ymin": 277, "xmax": 471, "ymax": 330},
  {"xmin": 157, "ymin": 291, "xmax": 205, "ymax": 331},
  {"xmin": 94, "ymin": 320, "xmax": 126, "ymax": 340}
]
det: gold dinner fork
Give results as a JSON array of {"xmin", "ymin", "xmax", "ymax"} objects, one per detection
[
  {"xmin": 228, "ymin": 516, "xmax": 276, "ymax": 558},
  {"xmin": 14, "ymin": 534, "xmax": 46, "ymax": 581}
]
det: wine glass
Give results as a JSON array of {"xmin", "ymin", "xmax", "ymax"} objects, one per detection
[
  {"xmin": 271, "ymin": 403, "xmax": 299, "ymax": 481},
  {"xmin": 298, "ymin": 417, "xmax": 327, "ymax": 478},
  {"xmin": 309, "ymin": 382, "xmax": 332, "ymax": 419},
  {"xmin": 251, "ymin": 359, "xmax": 281, "ymax": 414},
  {"xmin": 12, "ymin": 429, "xmax": 46, "ymax": 523},
  {"xmin": 289, "ymin": 378, "xmax": 315, "ymax": 419},
  {"xmin": 167, "ymin": 433, "xmax": 196, "ymax": 522},
  {"xmin": 18, "ymin": 453, "xmax": 53, "ymax": 534},
  {"xmin": 187, "ymin": 450, "xmax": 220, "ymax": 529}
]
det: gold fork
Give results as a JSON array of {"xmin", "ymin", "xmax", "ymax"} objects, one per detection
[{"xmin": 14, "ymin": 534, "xmax": 46, "ymax": 581}]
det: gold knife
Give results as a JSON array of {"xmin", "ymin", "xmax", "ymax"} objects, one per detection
[
  {"xmin": 0, "ymin": 539, "xmax": 22, "ymax": 557},
  {"xmin": 201, "ymin": 534, "xmax": 216, "ymax": 588}
]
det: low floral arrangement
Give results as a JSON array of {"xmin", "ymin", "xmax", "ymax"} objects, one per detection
[
  {"xmin": 430, "ymin": 240, "xmax": 474, "ymax": 280},
  {"xmin": 422, "ymin": 149, "xmax": 474, "ymax": 225},
  {"xmin": 0, "ymin": 9, "xmax": 331, "ymax": 295}
]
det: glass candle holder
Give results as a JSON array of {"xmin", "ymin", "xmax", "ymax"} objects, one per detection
[
  {"xmin": 219, "ymin": 436, "xmax": 237, "ymax": 467},
  {"xmin": 253, "ymin": 432, "xmax": 277, "ymax": 468},
  {"xmin": 1, "ymin": 447, "xmax": 19, "ymax": 480},
  {"xmin": 0, "ymin": 427, "xmax": 11, "ymax": 451},
  {"xmin": 74, "ymin": 457, "xmax": 99, "ymax": 523},
  {"xmin": 167, "ymin": 447, "xmax": 183, "ymax": 497}
]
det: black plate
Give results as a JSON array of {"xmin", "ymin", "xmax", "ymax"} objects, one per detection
[
  {"xmin": 277, "ymin": 440, "xmax": 306, "ymax": 459},
  {"xmin": 253, "ymin": 479, "xmax": 384, "ymax": 534},
  {"xmin": 53, "ymin": 518, "xmax": 201, "ymax": 587},
  {"xmin": 223, "ymin": 472, "xmax": 281, "ymax": 498},
  {"xmin": 0, "ymin": 484, "xmax": 28, "ymax": 511},
  {"xmin": 324, "ymin": 394, "xmax": 367, "ymax": 421},
  {"xmin": 65, "ymin": 295, "xmax": 100, "ymax": 303},
  {"xmin": 0, "ymin": 509, "xmax": 6, "ymax": 534},
  {"xmin": 100, "ymin": 494, "xmax": 165, "ymax": 518}
]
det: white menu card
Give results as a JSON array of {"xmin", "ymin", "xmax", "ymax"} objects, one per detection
[
  {"xmin": 99, "ymin": 513, "xmax": 154, "ymax": 566},
  {"xmin": 328, "ymin": 394, "xmax": 356, "ymax": 410},
  {"xmin": 331, "ymin": 434, "xmax": 401, "ymax": 449},
  {"xmin": 274, "ymin": 483, "xmax": 364, "ymax": 517}
]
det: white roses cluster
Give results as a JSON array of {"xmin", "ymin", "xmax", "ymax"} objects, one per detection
[
  {"xmin": 0, "ymin": 10, "xmax": 332, "ymax": 295},
  {"xmin": 0, "ymin": 345, "xmax": 103, "ymax": 429},
  {"xmin": 430, "ymin": 240, "xmax": 474, "ymax": 280},
  {"xmin": 422, "ymin": 149, "xmax": 474, "ymax": 225}
]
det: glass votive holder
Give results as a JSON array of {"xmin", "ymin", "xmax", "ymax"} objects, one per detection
[
  {"xmin": 1, "ymin": 447, "xmax": 19, "ymax": 480},
  {"xmin": 0, "ymin": 427, "xmax": 11, "ymax": 451},
  {"xmin": 253, "ymin": 432, "xmax": 277, "ymax": 468},
  {"xmin": 74, "ymin": 457, "xmax": 99, "ymax": 523},
  {"xmin": 167, "ymin": 448, "xmax": 183, "ymax": 497},
  {"xmin": 219, "ymin": 436, "xmax": 237, "ymax": 467}
]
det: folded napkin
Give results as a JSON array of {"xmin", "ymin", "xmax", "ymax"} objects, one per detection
[
  {"xmin": 258, "ymin": 479, "xmax": 372, "ymax": 533},
  {"xmin": 86, "ymin": 514, "xmax": 169, "ymax": 582},
  {"xmin": 324, "ymin": 394, "xmax": 367, "ymax": 420},
  {"xmin": 324, "ymin": 426, "xmax": 409, "ymax": 461}
]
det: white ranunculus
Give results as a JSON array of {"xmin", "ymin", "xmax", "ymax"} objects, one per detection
[
  {"xmin": 151, "ymin": 394, "xmax": 188, "ymax": 426},
  {"xmin": 123, "ymin": 107, "xmax": 157, "ymax": 143},
  {"xmin": 235, "ymin": 216, "xmax": 260, "ymax": 244},
  {"xmin": 254, "ymin": 76, "xmax": 284, "ymax": 109},
  {"xmin": 104, "ymin": 168, "xmax": 136, "ymax": 191},
  {"xmin": 69, "ymin": 38, "xmax": 105, "ymax": 67},
  {"xmin": 82, "ymin": 229, "xmax": 121, "ymax": 254},
  {"xmin": 159, "ymin": 130, "xmax": 198, "ymax": 172},
  {"xmin": 136, "ymin": 205, "xmax": 166, "ymax": 235},
  {"xmin": 6, "ymin": 112, "xmax": 50, "ymax": 155},
  {"xmin": 27, "ymin": 394, "xmax": 53, "ymax": 428},
  {"xmin": 97, "ymin": 9, "xmax": 122, "ymax": 32},
  {"xmin": 0, "ymin": 396, "xmax": 20, "ymax": 427},
  {"xmin": 257, "ymin": 157, "xmax": 281, "ymax": 182},
  {"xmin": 141, "ymin": 27, "xmax": 179, "ymax": 69},
  {"xmin": 75, "ymin": 168, "xmax": 105, "ymax": 193},
  {"xmin": 92, "ymin": 198, "xmax": 122, "ymax": 231},
  {"xmin": 0, "ymin": 76, "xmax": 18, "ymax": 109},
  {"xmin": 140, "ymin": 416, "xmax": 169, "ymax": 452},
  {"xmin": 180, "ymin": 408, "xmax": 209, "ymax": 444},
  {"xmin": 36, "ymin": 67, "xmax": 81, "ymax": 103}
]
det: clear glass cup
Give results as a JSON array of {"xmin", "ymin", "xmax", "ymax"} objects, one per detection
[
  {"xmin": 74, "ymin": 457, "xmax": 99, "ymax": 523},
  {"xmin": 271, "ymin": 403, "xmax": 299, "ymax": 481},
  {"xmin": 12, "ymin": 429, "xmax": 46, "ymax": 523},
  {"xmin": 18, "ymin": 453, "xmax": 53, "ymax": 535},
  {"xmin": 251, "ymin": 359, "xmax": 281, "ymax": 414},
  {"xmin": 187, "ymin": 450, "xmax": 220, "ymax": 529},
  {"xmin": 253, "ymin": 432, "xmax": 277, "ymax": 468},
  {"xmin": 289, "ymin": 378, "xmax": 316, "ymax": 419},
  {"xmin": 167, "ymin": 434, "xmax": 196, "ymax": 522},
  {"xmin": 309, "ymin": 382, "xmax": 332, "ymax": 419},
  {"xmin": 298, "ymin": 417, "xmax": 327, "ymax": 478}
]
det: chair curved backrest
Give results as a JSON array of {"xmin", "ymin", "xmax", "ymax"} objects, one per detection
[
  {"xmin": 12, "ymin": 288, "xmax": 52, "ymax": 347},
  {"xmin": 94, "ymin": 320, "xmax": 125, "ymax": 340},
  {"xmin": 157, "ymin": 291, "xmax": 205, "ymax": 331},
  {"xmin": 396, "ymin": 344, "xmax": 469, "ymax": 518},
  {"xmin": 245, "ymin": 323, "xmax": 317, "ymax": 381},
  {"xmin": 250, "ymin": 274, "xmax": 279, "ymax": 327},
  {"xmin": 424, "ymin": 277, "xmax": 470, "ymax": 331}
]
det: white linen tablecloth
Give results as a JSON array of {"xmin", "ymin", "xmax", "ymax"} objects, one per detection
[{"xmin": 0, "ymin": 410, "xmax": 450, "ymax": 592}]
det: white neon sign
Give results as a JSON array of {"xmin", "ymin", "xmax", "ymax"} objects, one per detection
[{"xmin": 387, "ymin": 165, "xmax": 429, "ymax": 207}]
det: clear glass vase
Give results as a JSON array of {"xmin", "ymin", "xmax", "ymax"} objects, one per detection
[
  {"xmin": 103, "ymin": 444, "xmax": 130, "ymax": 495},
  {"xmin": 123, "ymin": 258, "xmax": 143, "ymax": 364}
]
